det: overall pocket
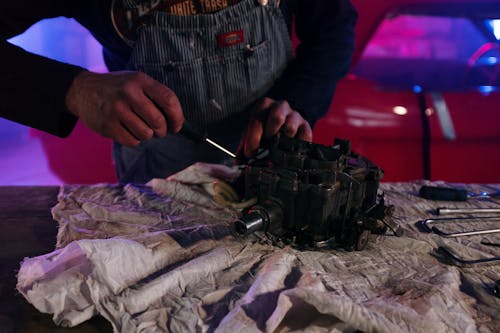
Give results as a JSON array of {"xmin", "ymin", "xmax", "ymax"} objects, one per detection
[{"xmin": 203, "ymin": 39, "xmax": 273, "ymax": 122}]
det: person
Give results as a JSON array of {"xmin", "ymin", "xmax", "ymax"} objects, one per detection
[{"xmin": 0, "ymin": 0, "xmax": 357, "ymax": 183}]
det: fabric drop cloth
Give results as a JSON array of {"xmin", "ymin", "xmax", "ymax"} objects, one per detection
[{"xmin": 16, "ymin": 163, "xmax": 500, "ymax": 332}]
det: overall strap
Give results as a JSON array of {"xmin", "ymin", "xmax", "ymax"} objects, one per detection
[
  {"xmin": 121, "ymin": 0, "xmax": 281, "ymax": 9},
  {"xmin": 257, "ymin": 0, "xmax": 281, "ymax": 7}
]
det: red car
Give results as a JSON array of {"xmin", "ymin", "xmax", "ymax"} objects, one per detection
[
  {"xmin": 35, "ymin": 0, "xmax": 500, "ymax": 183},
  {"xmin": 314, "ymin": 0, "xmax": 500, "ymax": 182}
]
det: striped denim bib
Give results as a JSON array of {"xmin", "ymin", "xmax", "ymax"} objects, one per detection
[{"xmin": 123, "ymin": 0, "xmax": 293, "ymax": 125}]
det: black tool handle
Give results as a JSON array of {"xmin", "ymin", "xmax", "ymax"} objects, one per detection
[
  {"xmin": 179, "ymin": 121, "xmax": 207, "ymax": 143},
  {"xmin": 419, "ymin": 185, "xmax": 468, "ymax": 201}
]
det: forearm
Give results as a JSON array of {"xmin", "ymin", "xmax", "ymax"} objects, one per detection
[
  {"xmin": 0, "ymin": 40, "xmax": 83, "ymax": 137},
  {"xmin": 0, "ymin": 0, "xmax": 89, "ymax": 137}
]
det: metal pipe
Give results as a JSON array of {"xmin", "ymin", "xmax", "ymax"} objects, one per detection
[
  {"xmin": 437, "ymin": 207, "xmax": 500, "ymax": 215},
  {"xmin": 420, "ymin": 216, "xmax": 500, "ymax": 237}
]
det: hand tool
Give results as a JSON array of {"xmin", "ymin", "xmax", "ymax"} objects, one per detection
[
  {"xmin": 437, "ymin": 207, "xmax": 500, "ymax": 215},
  {"xmin": 179, "ymin": 121, "xmax": 236, "ymax": 158},
  {"xmin": 419, "ymin": 185, "xmax": 500, "ymax": 201},
  {"xmin": 419, "ymin": 216, "xmax": 500, "ymax": 237},
  {"xmin": 434, "ymin": 246, "xmax": 500, "ymax": 267}
]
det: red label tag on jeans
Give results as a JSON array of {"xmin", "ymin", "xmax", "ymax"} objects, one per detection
[{"xmin": 217, "ymin": 30, "xmax": 244, "ymax": 48}]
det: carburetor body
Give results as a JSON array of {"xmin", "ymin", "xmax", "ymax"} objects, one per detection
[{"xmin": 235, "ymin": 134, "xmax": 394, "ymax": 250}]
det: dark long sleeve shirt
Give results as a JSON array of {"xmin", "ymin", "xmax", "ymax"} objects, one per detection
[{"xmin": 0, "ymin": 0, "xmax": 357, "ymax": 137}]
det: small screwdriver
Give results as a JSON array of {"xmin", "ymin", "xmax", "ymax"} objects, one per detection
[
  {"xmin": 419, "ymin": 185, "xmax": 500, "ymax": 201},
  {"xmin": 178, "ymin": 121, "xmax": 236, "ymax": 158}
]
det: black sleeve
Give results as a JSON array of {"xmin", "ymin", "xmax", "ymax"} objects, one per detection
[
  {"xmin": 0, "ymin": 1, "xmax": 86, "ymax": 137},
  {"xmin": 268, "ymin": 0, "xmax": 357, "ymax": 126}
]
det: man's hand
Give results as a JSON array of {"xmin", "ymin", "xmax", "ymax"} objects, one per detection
[
  {"xmin": 65, "ymin": 71, "xmax": 184, "ymax": 146},
  {"xmin": 240, "ymin": 97, "xmax": 312, "ymax": 158}
]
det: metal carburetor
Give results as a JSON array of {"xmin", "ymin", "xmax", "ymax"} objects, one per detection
[{"xmin": 234, "ymin": 134, "xmax": 395, "ymax": 251}]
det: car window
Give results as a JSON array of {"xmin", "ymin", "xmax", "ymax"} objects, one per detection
[
  {"xmin": 354, "ymin": 14, "xmax": 500, "ymax": 92},
  {"xmin": 490, "ymin": 19, "xmax": 500, "ymax": 39}
]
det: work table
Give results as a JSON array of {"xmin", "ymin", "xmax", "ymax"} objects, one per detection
[
  {"xmin": 0, "ymin": 186, "xmax": 112, "ymax": 332},
  {"xmin": 1, "ymin": 182, "xmax": 499, "ymax": 332}
]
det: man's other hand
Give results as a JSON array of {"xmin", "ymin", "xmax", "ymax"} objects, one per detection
[
  {"xmin": 65, "ymin": 71, "xmax": 184, "ymax": 146},
  {"xmin": 240, "ymin": 97, "xmax": 312, "ymax": 158}
]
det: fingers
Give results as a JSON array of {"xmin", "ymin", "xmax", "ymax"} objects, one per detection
[
  {"xmin": 263, "ymin": 100, "xmax": 289, "ymax": 139},
  {"xmin": 296, "ymin": 122, "xmax": 313, "ymax": 141},
  {"xmin": 122, "ymin": 72, "xmax": 184, "ymax": 137},
  {"xmin": 123, "ymin": 82, "xmax": 167, "ymax": 138},
  {"xmin": 66, "ymin": 71, "xmax": 184, "ymax": 147},
  {"xmin": 97, "ymin": 103, "xmax": 148, "ymax": 147},
  {"xmin": 114, "ymin": 100, "xmax": 154, "ymax": 141},
  {"xmin": 243, "ymin": 115, "xmax": 264, "ymax": 158},
  {"xmin": 265, "ymin": 102, "xmax": 298, "ymax": 138},
  {"xmin": 242, "ymin": 98, "xmax": 312, "ymax": 158},
  {"xmin": 109, "ymin": 122, "xmax": 142, "ymax": 147},
  {"xmin": 143, "ymin": 78, "xmax": 184, "ymax": 134},
  {"xmin": 264, "ymin": 100, "xmax": 312, "ymax": 141}
]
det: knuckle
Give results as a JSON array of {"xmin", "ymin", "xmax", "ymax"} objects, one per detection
[
  {"xmin": 121, "ymin": 81, "xmax": 137, "ymax": 95},
  {"xmin": 270, "ymin": 111, "xmax": 286, "ymax": 124},
  {"xmin": 278, "ymin": 100, "xmax": 290, "ymax": 109},
  {"xmin": 152, "ymin": 115, "xmax": 165, "ymax": 128},
  {"xmin": 123, "ymin": 73, "xmax": 147, "ymax": 91},
  {"xmin": 131, "ymin": 71, "xmax": 147, "ymax": 82},
  {"xmin": 159, "ymin": 87, "xmax": 176, "ymax": 102},
  {"xmin": 286, "ymin": 122, "xmax": 299, "ymax": 131},
  {"xmin": 160, "ymin": 86, "xmax": 180, "ymax": 109}
]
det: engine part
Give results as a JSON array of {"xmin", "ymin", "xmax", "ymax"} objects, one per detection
[{"xmin": 234, "ymin": 134, "xmax": 396, "ymax": 251}]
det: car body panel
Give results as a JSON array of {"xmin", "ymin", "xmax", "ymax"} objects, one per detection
[{"xmin": 313, "ymin": 0, "xmax": 500, "ymax": 182}]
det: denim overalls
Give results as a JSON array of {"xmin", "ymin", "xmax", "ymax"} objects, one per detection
[{"xmin": 114, "ymin": 0, "xmax": 293, "ymax": 183}]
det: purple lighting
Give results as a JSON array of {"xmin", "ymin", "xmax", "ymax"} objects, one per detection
[
  {"xmin": 1, "ymin": 18, "xmax": 107, "ymax": 185},
  {"xmin": 8, "ymin": 17, "xmax": 107, "ymax": 71}
]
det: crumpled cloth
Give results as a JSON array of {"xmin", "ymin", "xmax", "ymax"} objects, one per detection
[{"xmin": 16, "ymin": 163, "xmax": 500, "ymax": 332}]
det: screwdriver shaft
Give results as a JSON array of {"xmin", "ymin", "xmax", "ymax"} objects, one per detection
[
  {"xmin": 179, "ymin": 121, "xmax": 236, "ymax": 158},
  {"xmin": 205, "ymin": 138, "xmax": 236, "ymax": 158}
]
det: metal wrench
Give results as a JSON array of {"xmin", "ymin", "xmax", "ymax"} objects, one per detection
[{"xmin": 420, "ymin": 216, "xmax": 500, "ymax": 237}]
